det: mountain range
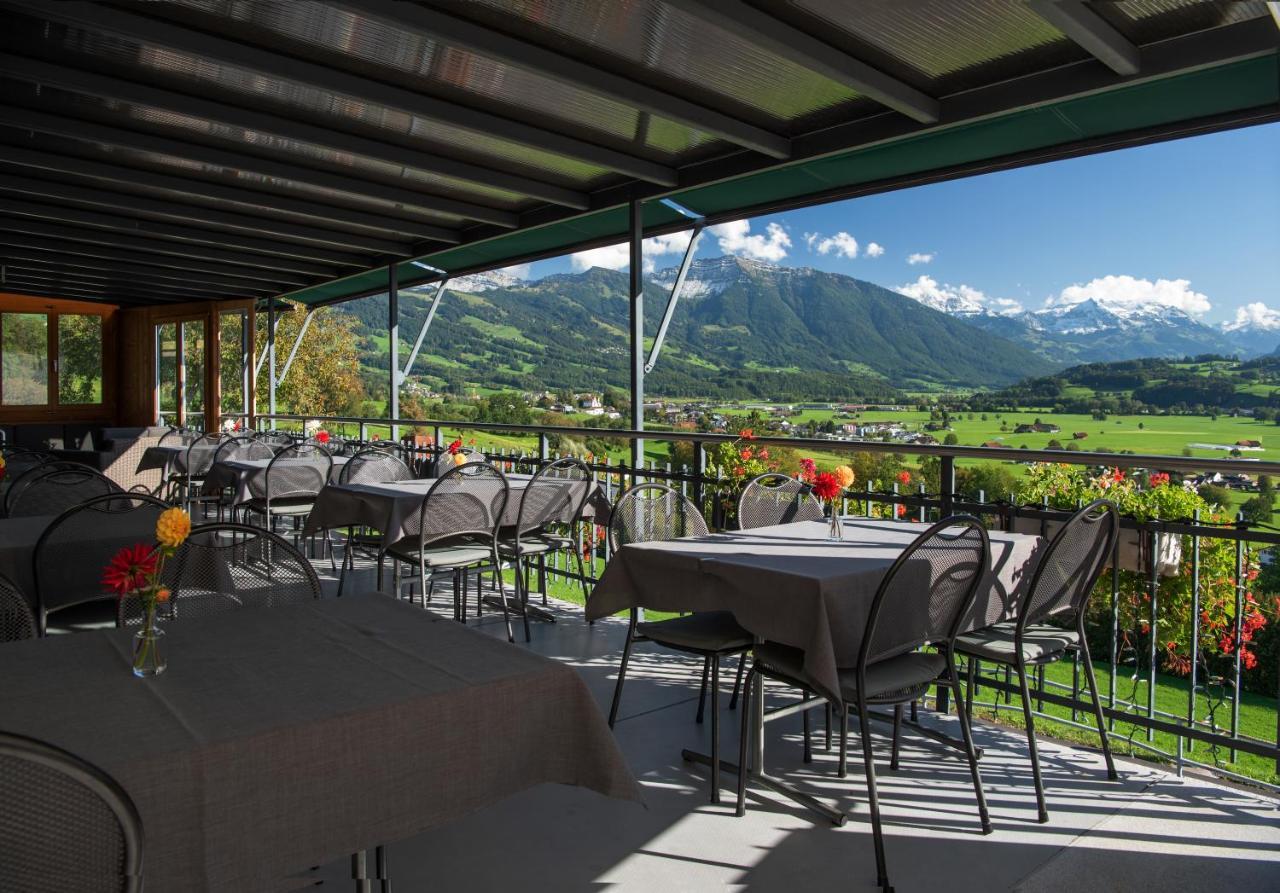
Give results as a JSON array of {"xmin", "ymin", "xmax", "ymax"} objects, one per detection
[
  {"xmin": 899, "ymin": 288, "xmax": 1277, "ymax": 365},
  {"xmin": 335, "ymin": 256, "xmax": 1275, "ymax": 400}
]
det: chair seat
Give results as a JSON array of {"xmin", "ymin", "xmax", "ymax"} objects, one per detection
[
  {"xmin": 497, "ymin": 538, "xmax": 554, "ymax": 557},
  {"xmin": 45, "ymin": 597, "xmax": 118, "ymax": 635},
  {"xmin": 538, "ymin": 533, "xmax": 575, "ymax": 550},
  {"xmin": 386, "ymin": 544, "xmax": 493, "ymax": 568},
  {"xmin": 954, "ymin": 622, "xmax": 1079, "ymax": 664},
  {"xmin": 638, "ymin": 611, "xmax": 752, "ymax": 654},
  {"xmin": 241, "ymin": 498, "xmax": 315, "ymax": 517},
  {"xmin": 756, "ymin": 641, "xmax": 947, "ymax": 704}
]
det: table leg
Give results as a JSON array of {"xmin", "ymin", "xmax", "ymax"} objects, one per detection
[{"xmin": 352, "ymin": 851, "xmax": 371, "ymax": 893}]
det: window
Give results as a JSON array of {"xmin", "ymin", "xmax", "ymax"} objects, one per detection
[
  {"xmin": 57, "ymin": 314, "xmax": 103, "ymax": 405},
  {"xmin": 1, "ymin": 313, "xmax": 48, "ymax": 406}
]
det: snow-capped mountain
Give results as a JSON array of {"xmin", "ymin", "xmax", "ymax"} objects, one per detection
[
  {"xmin": 1220, "ymin": 309, "xmax": 1280, "ymax": 357},
  {"xmin": 450, "ymin": 269, "xmax": 527, "ymax": 292},
  {"xmin": 649, "ymin": 255, "xmax": 810, "ymax": 299}
]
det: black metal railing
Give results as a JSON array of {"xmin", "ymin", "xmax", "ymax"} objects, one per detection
[{"xmin": 259, "ymin": 411, "xmax": 1280, "ymax": 791}]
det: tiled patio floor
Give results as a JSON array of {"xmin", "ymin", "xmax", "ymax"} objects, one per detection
[{"xmin": 308, "ymin": 558, "xmax": 1280, "ymax": 892}]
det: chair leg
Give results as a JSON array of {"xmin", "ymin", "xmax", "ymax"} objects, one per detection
[
  {"xmin": 1016, "ymin": 657, "xmax": 1050, "ymax": 823},
  {"xmin": 802, "ymin": 697, "xmax": 813, "ymax": 764},
  {"xmin": 966, "ymin": 656, "xmax": 978, "ymax": 719},
  {"xmin": 375, "ymin": 844, "xmax": 390, "ymax": 893},
  {"xmin": 735, "ymin": 665, "xmax": 757, "ymax": 817},
  {"xmin": 695, "ymin": 655, "xmax": 711, "ymax": 724},
  {"xmin": 492, "ymin": 548, "xmax": 515, "ymax": 643},
  {"xmin": 857, "ymin": 699, "xmax": 893, "ymax": 893},
  {"xmin": 608, "ymin": 624, "xmax": 637, "ymax": 728},
  {"xmin": 838, "ymin": 707, "xmax": 849, "ymax": 778},
  {"xmin": 889, "ymin": 704, "xmax": 903, "ymax": 771},
  {"xmin": 729, "ymin": 652, "xmax": 746, "ymax": 710},
  {"xmin": 1078, "ymin": 638, "xmax": 1118, "ymax": 781},
  {"xmin": 948, "ymin": 655, "xmax": 992, "ymax": 833},
  {"xmin": 710, "ymin": 656, "xmax": 721, "ymax": 804},
  {"xmin": 572, "ymin": 543, "xmax": 591, "ymax": 605},
  {"xmin": 825, "ymin": 703, "xmax": 832, "ymax": 750},
  {"xmin": 538, "ymin": 554, "xmax": 548, "ymax": 606}
]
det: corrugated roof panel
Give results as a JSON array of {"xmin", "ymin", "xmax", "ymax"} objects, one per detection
[
  {"xmin": 142, "ymin": 0, "xmax": 717, "ymax": 160},
  {"xmin": 2, "ymin": 10, "xmax": 623, "ymax": 188},
  {"xmin": 1098, "ymin": 1, "xmax": 1269, "ymax": 43},
  {"xmin": 792, "ymin": 0, "xmax": 1087, "ymax": 94},
  {"xmin": 439, "ymin": 0, "xmax": 866, "ymax": 132}
]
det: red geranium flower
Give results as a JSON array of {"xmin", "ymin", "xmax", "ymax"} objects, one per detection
[
  {"xmin": 1148, "ymin": 472, "xmax": 1169, "ymax": 487},
  {"xmin": 895, "ymin": 504, "xmax": 906, "ymax": 518},
  {"xmin": 897, "ymin": 471, "xmax": 911, "ymax": 485},
  {"xmin": 811, "ymin": 471, "xmax": 841, "ymax": 501},
  {"xmin": 447, "ymin": 438, "xmax": 463, "ymax": 455},
  {"xmin": 797, "ymin": 457, "xmax": 816, "ymax": 484},
  {"xmin": 740, "ymin": 447, "xmax": 753, "ymax": 461},
  {"xmin": 739, "ymin": 428, "xmax": 755, "ymax": 440},
  {"xmin": 314, "ymin": 430, "xmax": 330, "ymax": 444},
  {"xmin": 102, "ymin": 543, "xmax": 158, "ymax": 596},
  {"xmin": 1112, "ymin": 468, "xmax": 1125, "ymax": 483}
]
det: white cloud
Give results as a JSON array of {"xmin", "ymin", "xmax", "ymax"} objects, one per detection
[
  {"xmin": 709, "ymin": 219, "xmax": 791, "ymax": 262},
  {"xmin": 568, "ymin": 231, "xmax": 694, "ymax": 273},
  {"xmin": 895, "ymin": 274, "xmax": 1022, "ymax": 315},
  {"xmin": 502, "ymin": 263, "xmax": 532, "ymax": 279},
  {"xmin": 865, "ymin": 242, "xmax": 885, "ymax": 258},
  {"xmin": 907, "ymin": 252, "xmax": 934, "ymax": 265},
  {"xmin": 812, "ymin": 231, "xmax": 859, "ymax": 259},
  {"xmin": 1050, "ymin": 275, "xmax": 1211, "ymax": 315},
  {"xmin": 1223, "ymin": 302, "xmax": 1280, "ymax": 332}
]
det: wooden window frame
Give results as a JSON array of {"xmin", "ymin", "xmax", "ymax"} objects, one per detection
[{"xmin": 0, "ymin": 293, "xmax": 117, "ymax": 424}]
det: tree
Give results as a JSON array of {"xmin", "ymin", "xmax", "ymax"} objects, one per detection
[
  {"xmin": 943, "ymin": 432, "xmax": 959, "ymax": 445},
  {"xmin": 1197, "ymin": 483, "xmax": 1231, "ymax": 507},
  {"xmin": 1046, "ymin": 439, "xmax": 1063, "ymax": 450},
  {"xmin": 1241, "ymin": 496, "xmax": 1273, "ymax": 525},
  {"xmin": 473, "ymin": 392, "xmax": 534, "ymax": 425},
  {"xmin": 252, "ymin": 304, "xmax": 366, "ymax": 420}
]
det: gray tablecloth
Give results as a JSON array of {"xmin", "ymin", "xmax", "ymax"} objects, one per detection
[
  {"xmin": 0, "ymin": 514, "xmax": 55, "ymax": 602},
  {"xmin": 0, "ymin": 594, "xmax": 640, "ymax": 892},
  {"xmin": 303, "ymin": 474, "xmax": 612, "ymax": 548},
  {"xmin": 136, "ymin": 443, "xmax": 216, "ymax": 476},
  {"xmin": 203, "ymin": 456, "xmax": 349, "ymax": 506},
  {"xmin": 587, "ymin": 518, "xmax": 1044, "ymax": 703}
]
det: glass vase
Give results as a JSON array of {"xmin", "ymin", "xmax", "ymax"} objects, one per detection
[
  {"xmin": 828, "ymin": 507, "xmax": 843, "ymax": 541},
  {"xmin": 132, "ymin": 623, "xmax": 167, "ymax": 678}
]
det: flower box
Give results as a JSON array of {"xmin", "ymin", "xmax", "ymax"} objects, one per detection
[{"xmin": 1012, "ymin": 516, "xmax": 1182, "ymax": 577}]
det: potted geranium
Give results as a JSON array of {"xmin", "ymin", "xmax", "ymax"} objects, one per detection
[{"xmin": 705, "ymin": 429, "xmax": 780, "ymax": 529}]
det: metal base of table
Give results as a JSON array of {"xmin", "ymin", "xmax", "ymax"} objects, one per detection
[
  {"xmin": 865, "ymin": 708, "xmax": 984, "ymax": 761},
  {"xmin": 480, "ymin": 594, "xmax": 557, "ymax": 623},
  {"xmin": 681, "ymin": 749, "xmax": 848, "ymax": 826}
]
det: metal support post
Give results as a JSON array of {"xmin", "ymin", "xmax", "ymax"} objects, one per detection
[
  {"xmin": 388, "ymin": 263, "xmax": 399, "ymax": 442},
  {"xmin": 240, "ymin": 309, "xmax": 250, "ymax": 427},
  {"xmin": 277, "ymin": 308, "xmax": 314, "ymax": 385},
  {"xmin": 645, "ymin": 223, "xmax": 703, "ymax": 373},
  {"xmin": 400, "ymin": 279, "xmax": 448, "ymax": 385},
  {"xmin": 266, "ymin": 296, "xmax": 276, "ymax": 420},
  {"xmin": 628, "ymin": 197, "xmax": 644, "ymax": 477},
  {"xmin": 939, "ymin": 455, "xmax": 956, "ymax": 517}
]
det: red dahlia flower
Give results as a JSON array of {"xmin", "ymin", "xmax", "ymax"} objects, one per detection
[
  {"xmin": 447, "ymin": 438, "xmax": 463, "ymax": 455},
  {"xmin": 102, "ymin": 543, "xmax": 158, "ymax": 596},
  {"xmin": 811, "ymin": 472, "xmax": 841, "ymax": 501}
]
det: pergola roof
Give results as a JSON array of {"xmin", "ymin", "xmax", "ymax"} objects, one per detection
[{"xmin": 0, "ymin": 0, "xmax": 1276, "ymax": 307}]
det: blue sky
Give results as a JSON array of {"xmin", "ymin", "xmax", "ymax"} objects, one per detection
[{"xmin": 518, "ymin": 122, "xmax": 1280, "ymax": 329}]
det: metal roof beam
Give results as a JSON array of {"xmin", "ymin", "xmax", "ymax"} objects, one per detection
[
  {"xmin": 0, "ymin": 195, "xmax": 371, "ymax": 267},
  {"xmin": 3, "ymin": 0, "xmax": 678, "ymax": 186},
  {"xmin": 1028, "ymin": 1, "xmax": 1141, "ymax": 76},
  {"xmin": 341, "ymin": 0, "xmax": 791, "ymax": 159},
  {"xmin": 0, "ymin": 216, "xmax": 337, "ymax": 279},
  {"xmin": 0, "ymin": 250, "xmax": 278, "ymax": 293},
  {"xmin": 0, "ymin": 272, "xmax": 212, "ymax": 303},
  {"xmin": 1, "ymin": 263, "xmax": 250, "ymax": 299},
  {"xmin": 0, "ymin": 172, "xmax": 412, "ymax": 255},
  {"xmin": 0, "ymin": 142, "xmax": 448, "ymax": 242},
  {"xmin": 679, "ymin": 1, "xmax": 940, "ymax": 123},
  {"xmin": 0, "ymin": 104, "xmax": 506, "ymax": 231},
  {"xmin": 0, "ymin": 228, "xmax": 307, "ymax": 287},
  {"xmin": 0, "ymin": 53, "xmax": 589, "ymax": 211}
]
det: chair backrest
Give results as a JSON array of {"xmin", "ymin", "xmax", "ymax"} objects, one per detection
[
  {"xmin": 514, "ymin": 457, "xmax": 592, "ymax": 537},
  {"xmin": 340, "ymin": 449, "xmax": 414, "ymax": 484},
  {"xmin": 0, "ymin": 731, "xmax": 144, "ymax": 892},
  {"xmin": 251, "ymin": 443, "xmax": 332, "ymax": 503},
  {"xmin": 157, "ymin": 426, "xmax": 192, "ymax": 446},
  {"xmin": 860, "ymin": 516, "xmax": 989, "ymax": 668},
  {"xmin": 1018, "ymin": 499, "xmax": 1118, "ymax": 631},
  {"xmin": 609, "ymin": 483, "xmax": 709, "ymax": 550},
  {"xmin": 254, "ymin": 431, "xmax": 295, "ymax": 448},
  {"xmin": 8, "ymin": 466, "xmax": 119, "ymax": 519},
  {"xmin": 2, "ymin": 455, "xmax": 66, "ymax": 514},
  {"xmin": 118, "ymin": 523, "xmax": 320, "ymax": 627},
  {"xmin": 215, "ymin": 436, "xmax": 275, "ymax": 464},
  {"xmin": 409, "ymin": 462, "xmax": 509, "ymax": 549},
  {"xmin": 33, "ymin": 493, "xmax": 169, "ymax": 630},
  {"xmin": 181, "ymin": 432, "xmax": 223, "ymax": 477},
  {"xmin": 0, "ymin": 574, "xmax": 36, "ymax": 643},
  {"xmin": 737, "ymin": 472, "xmax": 823, "ymax": 529}
]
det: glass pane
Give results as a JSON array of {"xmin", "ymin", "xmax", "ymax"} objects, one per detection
[
  {"xmin": 182, "ymin": 320, "xmax": 205, "ymax": 431},
  {"xmin": 220, "ymin": 311, "xmax": 246, "ymax": 427},
  {"xmin": 157, "ymin": 322, "xmax": 178, "ymax": 425},
  {"xmin": 1, "ymin": 313, "xmax": 48, "ymax": 406},
  {"xmin": 57, "ymin": 314, "xmax": 103, "ymax": 405}
]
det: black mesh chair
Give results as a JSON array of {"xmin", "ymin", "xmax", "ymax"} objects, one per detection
[
  {"xmin": 196, "ymin": 436, "xmax": 275, "ymax": 522},
  {"xmin": 8, "ymin": 466, "xmax": 119, "ymax": 519},
  {"xmin": 240, "ymin": 443, "xmax": 332, "ymax": 540},
  {"xmin": 498, "ymin": 457, "xmax": 594, "ymax": 617},
  {"xmin": 737, "ymin": 472, "xmax": 823, "ymax": 529},
  {"xmin": 431, "ymin": 446, "xmax": 485, "ymax": 477},
  {"xmin": 0, "ymin": 574, "xmax": 36, "ymax": 643},
  {"xmin": 956, "ymin": 499, "xmax": 1120, "ymax": 823},
  {"xmin": 382, "ymin": 462, "xmax": 515, "ymax": 640},
  {"xmin": 333, "ymin": 449, "xmax": 416, "ymax": 595},
  {"xmin": 0, "ymin": 448, "xmax": 53, "ymax": 516},
  {"xmin": 607, "ymin": 484, "xmax": 752, "ymax": 803},
  {"xmin": 254, "ymin": 431, "xmax": 295, "ymax": 449},
  {"xmin": 33, "ymin": 493, "xmax": 169, "ymax": 636},
  {"xmin": 736, "ymin": 516, "xmax": 992, "ymax": 893},
  {"xmin": 0, "ymin": 731, "xmax": 144, "ymax": 892},
  {"xmin": 157, "ymin": 426, "xmax": 195, "ymax": 447},
  {"xmin": 118, "ymin": 523, "xmax": 320, "ymax": 627}
]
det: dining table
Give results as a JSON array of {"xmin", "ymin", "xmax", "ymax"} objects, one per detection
[
  {"xmin": 0, "ymin": 514, "xmax": 55, "ymax": 603},
  {"xmin": 135, "ymin": 442, "xmax": 217, "ymax": 477},
  {"xmin": 0, "ymin": 593, "xmax": 641, "ymax": 892},
  {"xmin": 203, "ymin": 455, "xmax": 350, "ymax": 507}
]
